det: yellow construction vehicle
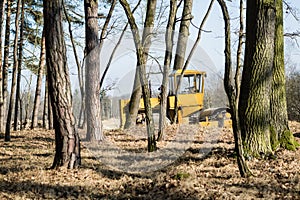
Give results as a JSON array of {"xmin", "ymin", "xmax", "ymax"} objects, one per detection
[{"xmin": 119, "ymin": 69, "xmax": 231, "ymax": 128}]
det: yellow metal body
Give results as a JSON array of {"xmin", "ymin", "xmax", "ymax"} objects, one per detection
[{"xmin": 119, "ymin": 69, "xmax": 231, "ymax": 128}]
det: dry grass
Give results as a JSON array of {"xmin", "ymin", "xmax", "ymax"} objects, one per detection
[{"xmin": 0, "ymin": 122, "xmax": 299, "ymax": 199}]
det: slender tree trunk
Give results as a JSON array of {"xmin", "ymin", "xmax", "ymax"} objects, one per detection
[
  {"xmin": 173, "ymin": 0, "xmax": 193, "ymax": 70},
  {"xmin": 14, "ymin": 0, "xmax": 25, "ymax": 131},
  {"xmin": 43, "ymin": 0, "xmax": 81, "ymax": 169},
  {"xmin": 0, "ymin": 0, "xmax": 6, "ymax": 133},
  {"xmin": 23, "ymin": 75, "xmax": 32, "ymax": 129},
  {"xmin": 43, "ymin": 75, "xmax": 49, "ymax": 129},
  {"xmin": 239, "ymin": 0, "xmax": 276, "ymax": 156},
  {"xmin": 124, "ymin": 0, "xmax": 157, "ymax": 130},
  {"xmin": 158, "ymin": 0, "xmax": 177, "ymax": 141},
  {"xmin": 5, "ymin": 0, "xmax": 21, "ymax": 141},
  {"xmin": 19, "ymin": 96, "xmax": 23, "ymax": 130},
  {"xmin": 31, "ymin": 29, "xmax": 45, "ymax": 129},
  {"xmin": 63, "ymin": 2, "xmax": 85, "ymax": 128},
  {"xmin": 120, "ymin": 0, "xmax": 157, "ymax": 152},
  {"xmin": 2, "ymin": 0, "xmax": 11, "ymax": 135},
  {"xmin": 124, "ymin": 75, "xmax": 142, "ymax": 129},
  {"xmin": 48, "ymin": 89, "xmax": 53, "ymax": 130},
  {"xmin": 217, "ymin": 0, "xmax": 252, "ymax": 177}
]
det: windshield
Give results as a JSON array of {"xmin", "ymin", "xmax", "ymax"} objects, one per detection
[{"xmin": 176, "ymin": 74, "xmax": 202, "ymax": 94}]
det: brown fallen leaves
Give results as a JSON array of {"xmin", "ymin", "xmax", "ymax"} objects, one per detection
[{"xmin": 0, "ymin": 121, "xmax": 299, "ymax": 199}]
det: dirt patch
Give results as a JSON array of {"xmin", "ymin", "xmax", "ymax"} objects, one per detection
[{"xmin": 0, "ymin": 122, "xmax": 299, "ymax": 199}]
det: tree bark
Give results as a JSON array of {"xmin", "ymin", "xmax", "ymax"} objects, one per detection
[
  {"xmin": 43, "ymin": 74, "xmax": 49, "ymax": 129},
  {"xmin": 43, "ymin": 0, "xmax": 81, "ymax": 169},
  {"xmin": 0, "ymin": 0, "xmax": 6, "ymax": 133},
  {"xmin": 158, "ymin": 0, "xmax": 177, "ymax": 141},
  {"xmin": 120, "ymin": 0, "xmax": 157, "ymax": 152},
  {"xmin": 5, "ymin": 0, "xmax": 21, "ymax": 141},
  {"xmin": 31, "ymin": 29, "xmax": 45, "ymax": 129},
  {"xmin": 217, "ymin": 0, "xmax": 252, "ymax": 178},
  {"xmin": 173, "ymin": 0, "xmax": 193, "ymax": 70},
  {"xmin": 84, "ymin": 0, "xmax": 102, "ymax": 141},
  {"xmin": 239, "ymin": 0, "xmax": 276, "ymax": 156},
  {"xmin": 14, "ymin": 0, "xmax": 25, "ymax": 131},
  {"xmin": 2, "ymin": 0, "xmax": 11, "ymax": 135},
  {"xmin": 124, "ymin": 0, "xmax": 156, "ymax": 129},
  {"xmin": 270, "ymin": 0, "xmax": 299, "ymax": 150},
  {"xmin": 63, "ymin": 1, "xmax": 85, "ymax": 128}
]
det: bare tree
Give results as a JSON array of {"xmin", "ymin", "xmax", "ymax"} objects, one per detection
[
  {"xmin": 157, "ymin": 0, "xmax": 177, "ymax": 141},
  {"xmin": 14, "ymin": 0, "xmax": 25, "ymax": 131},
  {"xmin": 173, "ymin": 0, "xmax": 193, "ymax": 70},
  {"xmin": 123, "ymin": 0, "xmax": 157, "ymax": 130},
  {"xmin": 5, "ymin": 0, "xmax": 21, "ymax": 141},
  {"xmin": 31, "ymin": 29, "xmax": 45, "ymax": 129},
  {"xmin": 0, "ymin": 0, "xmax": 6, "ymax": 133},
  {"xmin": 217, "ymin": 0, "xmax": 252, "ymax": 178},
  {"xmin": 63, "ymin": 1, "xmax": 85, "ymax": 128},
  {"xmin": 120, "ymin": 0, "xmax": 157, "ymax": 152},
  {"xmin": 2, "ymin": 0, "xmax": 11, "ymax": 135}
]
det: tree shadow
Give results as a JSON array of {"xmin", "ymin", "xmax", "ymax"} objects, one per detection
[
  {"xmin": 222, "ymin": 181, "xmax": 299, "ymax": 198},
  {"xmin": 32, "ymin": 136, "xmax": 54, "ymax": 143}
]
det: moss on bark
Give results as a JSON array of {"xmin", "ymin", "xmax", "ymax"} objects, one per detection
[{"xmin": 279, "ymin": 130, "xmax": 300, "ymax": 151}]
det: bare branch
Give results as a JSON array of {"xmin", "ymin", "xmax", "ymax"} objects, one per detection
[{"xmin": 283, "ymin": 0, "xmax": 299, "ymax": 21}]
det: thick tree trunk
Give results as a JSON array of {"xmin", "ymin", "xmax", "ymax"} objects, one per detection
[
  {"xmin": 173, "ymin": 0, "xmax": 193, "ymax": 70},
  {"xmin": 14, "ymin": 0, "xmax": 25, "ymax": 131},
  {"xmin": 239, "ymin": 0, "xmax": 276, "ymax": 157},
  {"xmin": 270, "ymin": 0, "xmax": 299, "ymax": 150},
  {"xmin": 0, "ymin": 0, "xmax": 6, "ymax": 133},
  {"xmin": 2, "ymin": 0, "xmax": 11, "ymax": 135},
  {"xmin": 31, "ymin": 29, "xmax": 45, "ymax": 129},
  {"xmin": 43, "ymin": 0, "xmax": 81, "ymax": 169},
  {"xmin": 84, "ymin": 0, "xmax": 102, "ymax": 141}
]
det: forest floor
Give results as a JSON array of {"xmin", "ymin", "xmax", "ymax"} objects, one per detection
[{"xmin": 0, "ymin": 121, "xmax": 299, "ymax": 200}]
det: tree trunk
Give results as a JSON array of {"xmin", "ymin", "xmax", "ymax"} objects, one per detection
[
  {"xmin": 173, "ymin": 0, "xmax": 193, "ymax": 70},
  {"xmin": 5, "ymin": 0, "xmax": 21, "ymax": 141},
  {"xmin": 2, "ymin": 0, "xmax": 11, "ymax": 135},
  {"xmin": 84, "ymin": 0, "xmax": 102, "ymax": 141},
  {"xmin": 270, "ymin": 0, "xmax": 299, "ymax": 150},
  {"xmin": 124, "ymin": 0, "xmax": 156, "ymax": 130},
  {"xmin": 48, "ymin": 88, "xmax": 53, "ymax": 130},
  {"xmin": 158, "ymin": 0, "xmax": 177, "ymax": 141},
  {"xmin": 120, "ymin": 0, "xmax": 157, "ymax": 152},
  {"xmin": 0, "ymin": 0, "xmax": 6, "ymax": 133},
  {"xmin": 14, "ymin": 0, "xmax": 25, "ymax": 131},
  {"xmin": 43, "ymin": 0, "xmax": 81, "ymax": 169},
  {"xmin": 31, "ymin": 29, "xmax": 45, "ymax": 129},
  {"xmin": 239, "ymin": 0, "xmax": 276, "ymax": 157},
  {"xmin": 217, "ymin": 0, "xmax": 252, "ymax": 178},
  {"xmin": 23, "ymin": 75, "xmax": 32, "ymax": 129},
  {"xmin": 63, "ymin": 2, "xmax": 85, "ymax": 128},
  {"xmin": 43, "ymin": 75, "xmax": 49, "ymax": 129}
]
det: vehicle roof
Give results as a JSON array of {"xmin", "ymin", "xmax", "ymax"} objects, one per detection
[{"xmin": 169, "ymin": 69, "xmax": 206, "ymax": 76}]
